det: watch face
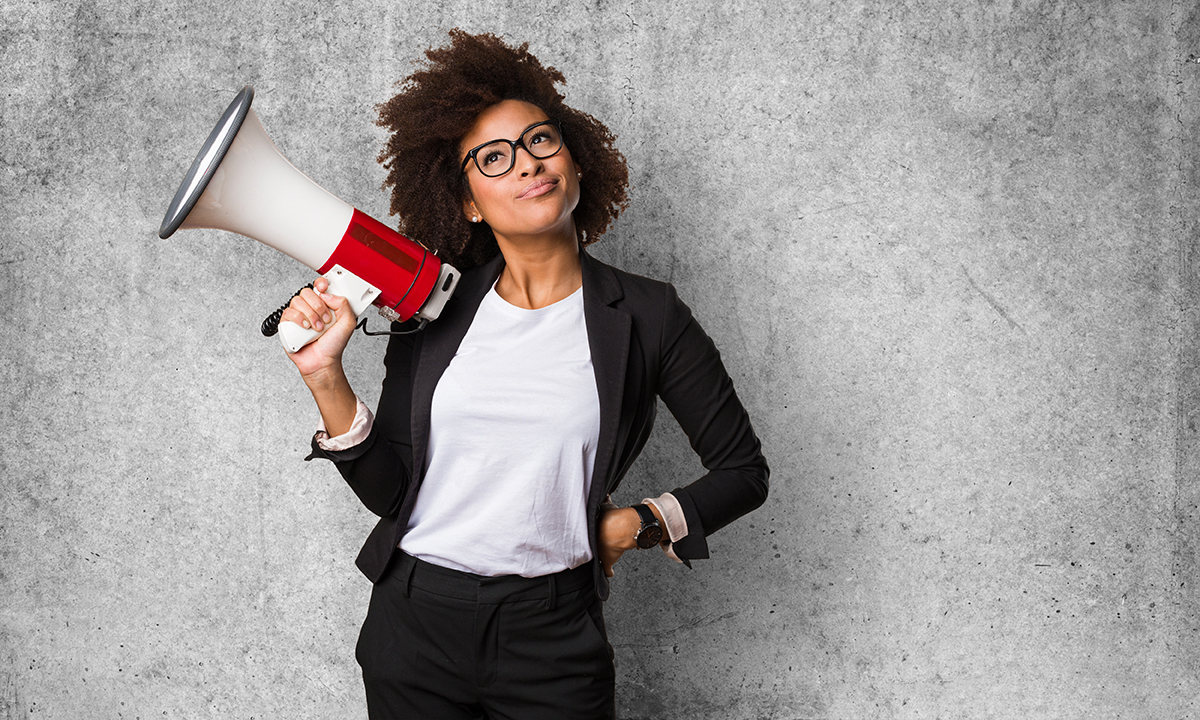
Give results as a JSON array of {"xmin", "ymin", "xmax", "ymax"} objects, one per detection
[{"xmin": 637, "ymin": 525, "xmax": 664, "ymax": 549}]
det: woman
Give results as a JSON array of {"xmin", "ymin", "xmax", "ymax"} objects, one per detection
[{"xmin": 282, "ymin": 30, "xmax": 768, "ymax": 720}]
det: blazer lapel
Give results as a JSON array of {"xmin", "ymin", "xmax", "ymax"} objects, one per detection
[
  {"xmin": 580, "ymin": 250, "xmax": 630, "ymax": 504},
  {"xmin": 410, "ymin": 253, "xmax": 504, "ymax": 481}
]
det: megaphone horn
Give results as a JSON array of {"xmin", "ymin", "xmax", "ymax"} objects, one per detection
[{"xmin": 159, "ymin": 85, "xmax": 459, "ymax": 352}]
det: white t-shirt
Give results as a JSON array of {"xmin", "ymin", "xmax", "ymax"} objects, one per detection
[{"xmin": 398, "ymin": 284, "xmax": 601, "ymax": 577}]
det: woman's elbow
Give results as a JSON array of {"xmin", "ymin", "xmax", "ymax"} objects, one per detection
[
  {"xmin": 349, "ymin": 482, "xmax": 407, "ymax": 518},
  {"xmin": 746, "ymin": 458, "xmax": 769, "ymax": 510}
]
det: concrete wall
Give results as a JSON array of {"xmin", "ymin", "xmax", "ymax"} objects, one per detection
[{"xmin": 3, "ymin": 1, "xmax": 1198, "ymax": 717}]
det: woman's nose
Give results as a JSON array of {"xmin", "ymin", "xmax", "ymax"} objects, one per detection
[{"xmin": 514, "ymin": 145, "xmax": 543, "ymax": 176}]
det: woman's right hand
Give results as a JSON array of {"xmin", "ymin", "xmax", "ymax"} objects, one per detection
[{"xmin": 280, "ymin": 276, "xmax": 358, "ymax": 385}]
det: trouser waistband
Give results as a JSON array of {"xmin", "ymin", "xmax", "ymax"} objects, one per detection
[{"xmin": 390, "ymin": 551, "xmax": 594, "ymax": 608}]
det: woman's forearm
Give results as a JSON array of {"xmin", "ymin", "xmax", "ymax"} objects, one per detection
[{"xmin": 303, "ymin": 363, "xmax": 358, "ymax": 437}]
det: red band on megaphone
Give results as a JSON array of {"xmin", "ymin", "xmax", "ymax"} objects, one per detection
[{"xmin": 319, "ymin": 210, "xmax": 442, "ymax": 320}]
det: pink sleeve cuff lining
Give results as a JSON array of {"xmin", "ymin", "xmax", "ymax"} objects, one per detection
[
  {"xmin": 644, "ymin": 493, "xmax": 689, "ymax": 564},
  {"xmin": 314, "ymin": 397, "xmax": 375, "ymax": 452}
]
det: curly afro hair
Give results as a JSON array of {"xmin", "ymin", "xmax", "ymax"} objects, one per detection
[{"xmin": 376, "ymin": 30, "xmax": 630, "ymax": 269}]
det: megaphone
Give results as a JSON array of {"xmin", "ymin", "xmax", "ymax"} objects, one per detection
[{"xmin": 159, "ymin": 85, "xmax": 459, "ymax": 352}]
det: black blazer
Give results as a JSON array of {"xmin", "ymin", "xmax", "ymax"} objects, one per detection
[{"xmin": 309, "ymin": 249, "xmax": 769, "ymax": 599}]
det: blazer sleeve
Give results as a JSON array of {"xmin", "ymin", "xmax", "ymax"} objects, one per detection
[
  {"xmin": 655, "ymin": 283, "xmax": 769, "ymax": 560},
  {"xmin": 305, "ymin": 329, "xmax": 417, "ymax": 518}
]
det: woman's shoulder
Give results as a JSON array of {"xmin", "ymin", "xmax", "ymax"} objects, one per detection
[
  {"xmin": 581, "ymin": 250, "xmax": 679, "ymax": 304},
  {"xmin": 581, "ymin": 252, "xmax": 697, "ymax": 342}
]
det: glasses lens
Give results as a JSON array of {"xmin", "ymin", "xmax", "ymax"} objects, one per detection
[
  {"xmin": 468, "ymin": 122, "xmax": 563, "ymax": 177},
  {"xmin": 475, "ymin": 141, "xmax": 514, "ymax": 177},
  {"xmin": 523, "ymin": 122, "xmax": 562, "ymax": 159}
]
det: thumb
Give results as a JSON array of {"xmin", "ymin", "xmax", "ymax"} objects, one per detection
[{"xmin": 317, "ymin": 288, "xmax": 356, "ymax": 322}]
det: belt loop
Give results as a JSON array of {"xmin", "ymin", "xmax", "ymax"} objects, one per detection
[
  {"xmin": 546, "ymin": 573, "xmax": 557, "ymax": 610},
  {"xmin": 400, "ymin": 553, "xmax": 417, "ymax": 598}
]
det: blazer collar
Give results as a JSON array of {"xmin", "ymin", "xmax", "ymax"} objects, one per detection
[{"xmin": 579, "ymin": 246, "xmax": 624, "ymax": 308}]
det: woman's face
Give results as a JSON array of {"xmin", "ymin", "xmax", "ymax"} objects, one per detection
[{"xmin": 460, "ymin": 100, "xmax": 581, "ymax": 247}]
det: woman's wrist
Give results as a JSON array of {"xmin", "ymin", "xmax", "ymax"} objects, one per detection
[
  {"xmin": 643, "ymin": 502, "xmax": 665, "ymax": 529},
  {"xmin": 303, "ymin": 364, "xmax": 358, "ymax": 437},
  {"xmin": 301, "ymin": 362, "xmax": 349, "ymax": 393},
  {"xmin": 615, "ymin": 504, "xmax": 666, "ymax": 550}
]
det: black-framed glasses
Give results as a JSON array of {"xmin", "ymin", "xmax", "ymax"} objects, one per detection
[{"xmin": 460, "ymin": 120, "xmax": 564, "ymax": 177}]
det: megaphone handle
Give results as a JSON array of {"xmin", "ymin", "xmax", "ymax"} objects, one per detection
[
  {"xmin": 277, "ymin": 266, "xmax": 382, "ymax": 353},
  {"xmin": 277, "ymin": 318, "xmax": 327, "ymax": 353}
]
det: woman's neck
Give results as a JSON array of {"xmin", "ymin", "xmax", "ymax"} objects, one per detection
[{"xmin": 493, "ymin": 233, "xmax": 583, "ymax": 310}]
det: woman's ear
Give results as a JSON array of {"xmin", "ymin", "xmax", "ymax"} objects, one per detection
[{"xmin": 462, "ymin": 193, "xmax": 480, "ymax": 223}]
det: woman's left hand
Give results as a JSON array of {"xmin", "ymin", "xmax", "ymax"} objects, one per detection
[{"xmin": 597, "ymin": 504, "xmax": 665, "ymax": 578}]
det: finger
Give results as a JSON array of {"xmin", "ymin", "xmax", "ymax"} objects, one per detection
[
  {"xmin": 288, "ymin": 293, "xmax": 322, "ymax": 331},
  {"xmin": 316, "ymin": 286, "xmax": 350, "ymax": 312},
  {"xmin": 313, "ymin": 276, "xmax": 330, "ymax": 294},
  {"xmin": 280, "ymin": 306, "xmax": 305, "ymax": 328},
  {"xmin": 299, "ymin": 287, "xmax": 330, "ymax": 320},
  {"xmin": 297, "ymin": 288, "xmax": 331, "ymax": 331},
  {"xmin": 316, "ymin": 288, "xmax": 357, "ymax": 328},
  {"xmin": 281, "ymin": 303, "xmax": 314, "ymax": 330},
  {"xmin": 601, "ymin": 550, "xmax": 619, "ymax": 578}
]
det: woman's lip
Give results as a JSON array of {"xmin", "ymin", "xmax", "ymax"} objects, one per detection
[{"xmin": 518, "ymin": 178, "xmax": 558, "ymax": 199}]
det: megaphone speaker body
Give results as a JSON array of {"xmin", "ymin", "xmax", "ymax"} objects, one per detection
[{"xmin": 160, "ymin": 86, "xmax": 459, "ymax": 352}]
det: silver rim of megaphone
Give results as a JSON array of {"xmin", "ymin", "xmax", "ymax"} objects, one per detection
[{"xmin": 158, "ymin": 85, "xmax": 255, "ymax": 239}]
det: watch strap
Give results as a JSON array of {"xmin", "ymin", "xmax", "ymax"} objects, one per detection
[{"xmin": 632, "ymin": 503, "xmax": 664, "ymax": 549}]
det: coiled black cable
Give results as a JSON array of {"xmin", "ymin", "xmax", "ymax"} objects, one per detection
[
  {"xmin": 261, "ymin": 284, "xmax": 429, "ymax": 338},
  {"xmin": 261, "ymin": 283, "xmax": 313, "ymax": 337}
]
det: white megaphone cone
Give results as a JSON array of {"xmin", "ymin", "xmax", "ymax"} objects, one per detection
[{"xmin": 160, "ymin": 86, "xmax": 459, "ymax": 352}]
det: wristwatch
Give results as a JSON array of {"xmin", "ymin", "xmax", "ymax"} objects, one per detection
[{"xmin": 632, "ymin": 504, "xmax": 664, "ymax": 549}]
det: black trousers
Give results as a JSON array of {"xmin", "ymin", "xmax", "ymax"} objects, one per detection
[{"xmin": 356, "ymin": 552, "xmax": 616, "ymax": 720}]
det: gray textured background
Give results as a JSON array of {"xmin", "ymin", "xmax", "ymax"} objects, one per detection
[{"xmin": 4, "ymin": 1, "xmax": 1200, "ymax": 717}]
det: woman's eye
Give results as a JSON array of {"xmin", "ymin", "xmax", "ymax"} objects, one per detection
[
  {"xmin": 482, "ymin": 151, "xmax": 505, "ymax": 166},
  {"xmin": 529, "ymin": 132, "xmax": 551, "ymax": 145}
]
